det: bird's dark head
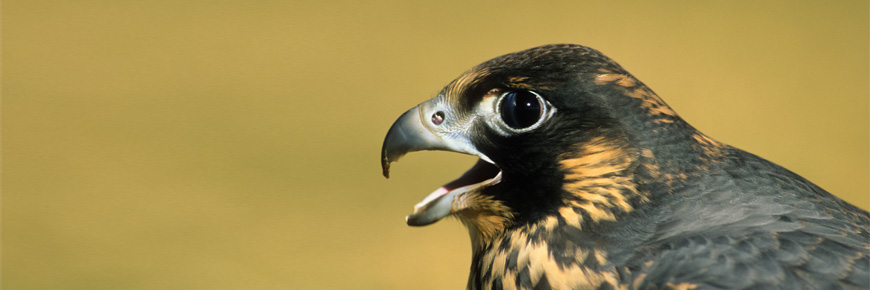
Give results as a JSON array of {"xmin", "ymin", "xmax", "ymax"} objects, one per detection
[{"xmin": 382, "ymin": 44, "xmax": 717, "ymax": 247}]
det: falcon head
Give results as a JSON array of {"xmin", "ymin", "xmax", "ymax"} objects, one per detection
[{"xmin": 382, "ymin": 44, "xmax": 702, "ymax": 246}]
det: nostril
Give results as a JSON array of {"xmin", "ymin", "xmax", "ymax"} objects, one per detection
[{"xmin": 431, "ymin": 111, "xmax": 445, "ymax": 125}]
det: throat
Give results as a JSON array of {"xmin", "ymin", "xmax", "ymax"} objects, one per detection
[{"xmin": 454, "ymin": 193, "xmax": 515, "ymax": 251}]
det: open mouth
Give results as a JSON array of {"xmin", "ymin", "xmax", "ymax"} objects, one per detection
[{"xmin": 406, "ymin": 158, "xmax": 502, "ymax": 226}]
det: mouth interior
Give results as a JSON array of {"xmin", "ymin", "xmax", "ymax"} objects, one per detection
[
  {"xmin": 406, "ymin": 158, "xmax": 501, "ymax": 226},
  {"xmin": 443, "ymin": 158, "xmax": 501, "ymax": 191}
]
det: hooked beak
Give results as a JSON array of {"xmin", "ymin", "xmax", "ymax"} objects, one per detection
[
  {"xmin": 381, "ymin": 101, "xmax": 501, "ymax": 226},
  {"xmin": 381, "ymin": 106, "xmax": 455, "ymax": 178}
]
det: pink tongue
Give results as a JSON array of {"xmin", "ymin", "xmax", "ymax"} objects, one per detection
[{"xmin": 443, "ymin": 159, "xmax": 500, "ymax": 191}]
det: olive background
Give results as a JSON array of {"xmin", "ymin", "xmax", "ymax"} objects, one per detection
[{"xmin": 3, "ymin": 1, "xmax": 868, "ymax": 289}]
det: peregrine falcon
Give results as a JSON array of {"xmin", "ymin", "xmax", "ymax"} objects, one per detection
[{"xmin": 381, "ymin": 44, "xmax": 869, "ymax": 290}]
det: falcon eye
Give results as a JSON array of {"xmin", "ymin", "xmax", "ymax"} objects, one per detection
[{"xmin": 498, "ymin": 91, "xmax": 545, "ymax": 130}]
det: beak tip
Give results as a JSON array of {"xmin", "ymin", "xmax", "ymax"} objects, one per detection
[
  {"xmin": 382, "ymin": 164, "xmax": 391, "ymax": 178},
  {"xmin": 381, "ymin": 153, "xmax": 391, "ymax": 178}
]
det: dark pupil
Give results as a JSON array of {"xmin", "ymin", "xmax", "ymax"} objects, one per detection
[{"xmin": 500, "ymin": 91, "xmax": 542, "ymax": 129}]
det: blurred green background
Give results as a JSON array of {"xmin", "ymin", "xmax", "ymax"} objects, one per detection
[{"xmin": 3, "ymin": 1, "xmax": 868, "ymax": 289}]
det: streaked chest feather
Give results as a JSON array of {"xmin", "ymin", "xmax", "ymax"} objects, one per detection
[{"xmin": 471, "ymin": 218, "xmax": 623, "ymax": 290}]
